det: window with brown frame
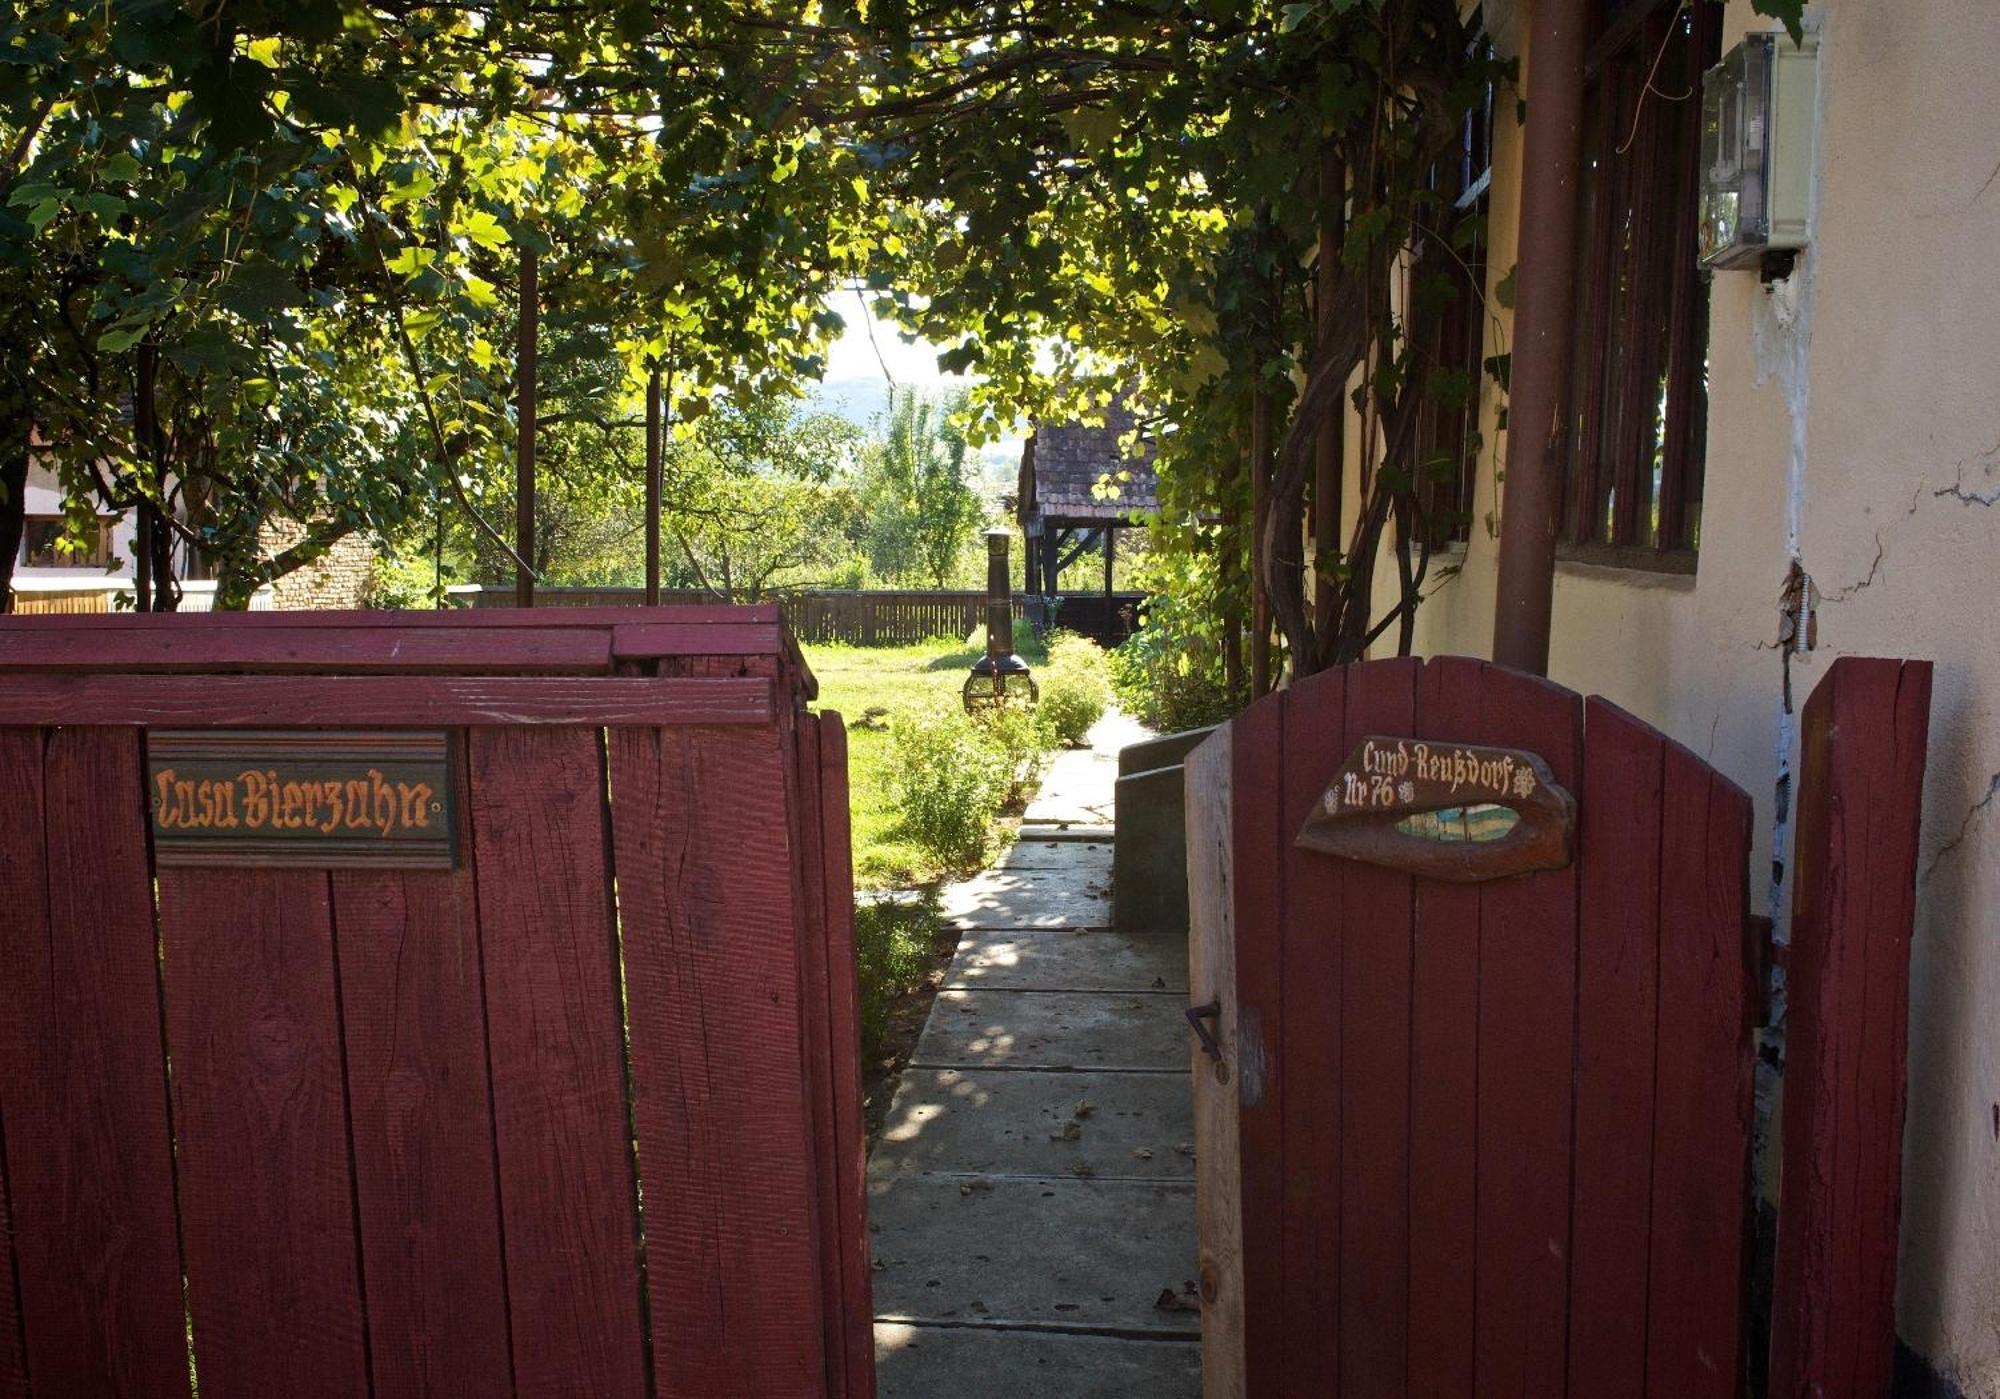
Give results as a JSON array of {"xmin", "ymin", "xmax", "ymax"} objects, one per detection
[
  {"xmin": 22, "ymin": 515, "xmax": 115, "ymax": 570},
  {"xmin": 1412, "ymin": 42, "xmax": 1495, "ymax": 549},
  {"xmin": 1560, "ymin": 0, "xmax": 1721, "ymax": 569}
]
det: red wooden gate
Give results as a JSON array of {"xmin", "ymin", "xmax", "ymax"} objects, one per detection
[
  {"xmin": 1186, "ymin": 657, "xmax": 1756, "ymax": 1399},
  {"xmin": 0, "ymin": 606, "xmax": 872, "ymax": 1399}
]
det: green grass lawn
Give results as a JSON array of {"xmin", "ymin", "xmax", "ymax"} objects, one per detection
[
  {"xmin": 803, "ymin": 629, "xmax": 1051, "ymax": 1067},
  {"xmin": 804, "ymin": 629, "xmax": 1048, "ymax": 891}
]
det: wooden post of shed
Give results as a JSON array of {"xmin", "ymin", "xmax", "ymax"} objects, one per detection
[{"xmin": 515, "ymin": 247, "xmax": 538, "ymax": 609}]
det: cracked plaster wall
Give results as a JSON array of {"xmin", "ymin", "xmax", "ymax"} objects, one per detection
[{"xmin": 1404, "ymin": 0, "xmax": 2000, "ymax": 1389}]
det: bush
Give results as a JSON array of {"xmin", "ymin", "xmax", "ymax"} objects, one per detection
[
  {"xmin": 971, "ymin": 701, "xmax": 1052, "ymax": 804},
  {"xmin": 853, "ymin": 894, "xmax": 940, "ymax": 1059},
  {"xmin": 1038, "ymin": 632, "xmax": 1113, "ymax": 746},
  {"xmin": 888, "ymin": 705, "xmax": 1013, "ymax": 866},
  {"xmin": 1107, "ymin": 589, "xmax": 1234, "ymax": 734}
]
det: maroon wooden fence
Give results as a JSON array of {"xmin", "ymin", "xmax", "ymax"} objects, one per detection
[
  {"xmin": 1189, "ymin": 657, "xmax": 1758, "ymax": 1399},
  {"xmin": 0, "ymin": 605, "xmax": 871, "ymax": 1399},
  {"xmin": 1770, "ymin": 657, "xmax": 1933, "ymax": 1399}
]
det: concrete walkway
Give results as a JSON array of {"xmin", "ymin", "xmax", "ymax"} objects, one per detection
[{"xmin": 870, "ymin": 713, "xmax": 1201, "ymax": 1397}]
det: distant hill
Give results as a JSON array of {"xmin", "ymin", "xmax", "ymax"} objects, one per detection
[
  {"xmin": 809, "ymin": 375, "xmax": 894, "ymax": 428},
  {"xmin": 808, "ymin": 376, "xmax": 1023, "ymax": 505}
]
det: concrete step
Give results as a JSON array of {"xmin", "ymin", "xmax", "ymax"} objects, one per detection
[
  {"xmin": 868, "ymin": 1174, "xmax": 1201, "ymax": 1338},
  {"xmin": 997, "ymin": 837, "xmax": 1115, "ymax": 873},
  {"xmin": 946, "ymin": 927, "xmax": 1186, "ymax": 994},
  {"xmin": 942, "ymin": 867, "xmax": 1113, "ymax": 930},
  {"xmin": 874, "ymin": 1323, "xmax": 1200, "ymax": 1399},
  {"xmin": 914, "ymin": 989, "xmax": 1190, "ymax": 1072},
  {"xmin": 871, "ymin": 1068, "xmax": 1194, "ymax": 1181}
]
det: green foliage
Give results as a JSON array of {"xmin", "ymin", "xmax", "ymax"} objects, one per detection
[
  {"xmin": 1752, "ymin": 0, "xmax": 1807, "ymax": 44},
  {"xmin": 855, "ymin": 386, "xmax": 983, "ymax": 587},
  {"xmin": 1039, "ymin": 632, "xmax": 1114, "ymax": 747},
  {"xmin": 0, "ymin": 0, "xmax": 876, "ymax": 607},
  {"xmin": 971, "ymin": 702, "xmax": 1053, "ymax": 805},
  {"xmin": 658, "ymin": 397, "xmax": 866, "ymax": 599},
  {"xmin": 853, "ymin": 895, "xmax": 942, "ymax": 1060},
  {"xmin": 887, "ymin": 705, "xmax": 1014, "ymax": 868},
  {"xmin": 1107, "ymin": 556, "xmax": 1236, "ymax": 735}
]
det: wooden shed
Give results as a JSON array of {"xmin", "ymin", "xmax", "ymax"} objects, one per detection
[{"xmin": 1016, "ymin": 404, "xmax": 1156, "ymax": 642}]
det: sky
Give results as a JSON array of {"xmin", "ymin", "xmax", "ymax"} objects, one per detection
[
  {"xmin": 819, "ymin": 288, "xmax": 954, "ymax": 389},
  {"xmin": 808, "ymin": 292, "xmax": 1027, "ymax": 489}
]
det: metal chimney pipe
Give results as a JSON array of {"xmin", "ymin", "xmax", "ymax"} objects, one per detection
[
  {"xmin": 985, "ymin": 527, "xmax": 1014, "ymax": 662},
  {"xmin": 965, "ymin": 527, "xmax": 1036, "ymax": 709}
]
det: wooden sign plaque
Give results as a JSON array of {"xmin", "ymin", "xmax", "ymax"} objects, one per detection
[
  {"xmin": 147, "ymin": 730, "xmax": 457, "ymax": 869},
  {"xmin": 1296, "ymin": 735, "xmax": 1575, "ymax": 882}
]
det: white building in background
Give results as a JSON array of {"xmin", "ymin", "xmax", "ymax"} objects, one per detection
[{"xmin": 12, "ymin": 459, "xmax": 373, "ymax": 612}]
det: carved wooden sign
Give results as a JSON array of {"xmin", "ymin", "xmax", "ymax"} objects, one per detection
[
  {"xmin": 147, "ymin": 730, "xmax": 457, "ymax": 869},
  {"xmin": 1296, "ymin": 735, "xmax": 1576, "ymax": 882}
]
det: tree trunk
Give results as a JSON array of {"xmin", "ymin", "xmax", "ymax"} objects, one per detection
[{"xmin": 0, "ymin": 392, "xmax": 26, "ymax": 616}]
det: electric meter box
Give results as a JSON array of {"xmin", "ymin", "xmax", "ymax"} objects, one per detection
[{"xmin": 1699, "ymin": 31, "xmax": 1820, "ymax": 270}]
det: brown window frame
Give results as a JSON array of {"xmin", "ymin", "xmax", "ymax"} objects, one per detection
[
  {"xmin": 22, "ymin": 514, "xmax": 115, "ymax": 570},
  {"xmin": 1412, "ymin": 43, "xmax": 1496, "ymax": 550},
  {"xmin": 1559, "ymin": 0, "xmax": 1720, "ymax": 571}
]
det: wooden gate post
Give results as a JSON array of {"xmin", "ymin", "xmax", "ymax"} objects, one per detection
[
  {"xmin": 1769, "ymin": 656, "xmax": 1933, "ymax": 1399},
  {"xmin": 1185, "ymin": 726, "xmax": 1245, "ymax": 1399}
]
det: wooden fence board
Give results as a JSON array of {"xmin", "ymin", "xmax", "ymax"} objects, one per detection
[
  {"xmin": 1568, "ymin": 699, "xmax": 1666, "ymax": 1399},
  {"xmin": 160, "ymin": 868, "xmax": 371, "ymax": 1399},
  {"xmin": 0, "ymin": 729, "xmax": 191, "ymax": 1397},
  {"xmin": 332, "ymin": 735, "xmax": 515, "ymax": 1399},
  {"xmin": 817, "ymin": 716, "xmax": 876, "ymax": 1399},
  {"xmin": 793, "ymin": 716, "xmax": 846, "ymax": 1396},
  {"xmin": 0, "ymin": 1133, "xmax": 21, "ymax": 1399},
  {"xmin": 1469, "ymin": 664, "xmax": 1581, "ymax": 1399},
  {"xmin": 0, "ymin": 602, "xmax": 782, "ymax": 629},
  {"xmin": 1230, "ymin": 694, "xmax": 1287, "ymax": 1398},
  {"xmin": 468, "ymin": 726, "xmax": 649, "ymax": 1399},
  {"xmin": 1407, "ymin": 657, "xmax": 1485, "ymax": 1399},
  {"xmin": 1186, "ymin": 727, "xmax": 1245, "ymax": 1399},
  {"xmin": 1645, "ymin": 746, "xmax": 1753, "ymax": 1399},
  {"xmin": 1276, "ymin": 666, "xmax": 1344, "ymax": 1395},
  {"xmin": 1769, "ymin": 658, "xmax": 1932, "ymax": 1399},
  {"xmin": 0, "ymin": 674, "xmax": 772, "ymax": 727},
  {"xmin": 0, "ymin": 626, "xmax": 613, "ymax": 673},
  {"xmin": 1337, "ymin": 658, "xmax": 1418, "ymax": 1397},
  {"xmin": 610, "ymin": 724, "xmax": 826, "ymax": 1398}
]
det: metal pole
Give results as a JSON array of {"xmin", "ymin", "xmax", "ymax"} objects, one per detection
[
  {"xmin": 985, "ymin": 527, "xmax": 1013, "ymax": 662},
  {"xmin": 1492, "ymin": 0, "xmax": 1589, "ymax": 675},
  {"xmin": 645, "ymin": 365, "xmax": 662, "ymax": 605},
  {"xmin": 515, "ymin": 246, "xmax": 538, "ymax": 608}
]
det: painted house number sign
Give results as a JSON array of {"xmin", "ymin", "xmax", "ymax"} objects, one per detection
[
  {"xmin": 1296, "ymin": 735, "xmax": 1576, "ymax": 882},
  {"xmin": 147, "ymin": 730, "xmax": 457, "ymax": 869}
]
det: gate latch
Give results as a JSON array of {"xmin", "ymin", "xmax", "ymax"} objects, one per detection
[{"xmin": 1186, "ymin": 999, "xmax": 1224, "ymax": 1062}]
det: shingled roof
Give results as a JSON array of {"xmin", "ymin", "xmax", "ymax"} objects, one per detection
[{"xmin": 1018, "ymin": 404, "xmax": 1159, "ymax": 525}]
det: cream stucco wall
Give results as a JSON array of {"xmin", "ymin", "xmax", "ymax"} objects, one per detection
[{"xmin": 1407, "ymin": 2, "xmax": 2000, "ymax": 1390}]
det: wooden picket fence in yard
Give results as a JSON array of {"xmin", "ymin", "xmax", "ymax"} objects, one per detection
[
  {"xmin": 0, "ymin": 604, "xmax": 872, "ymax": 1399},
  {"xmin": 467, "ymin": 585, "xmax": 1026, "ymax": 647}
]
